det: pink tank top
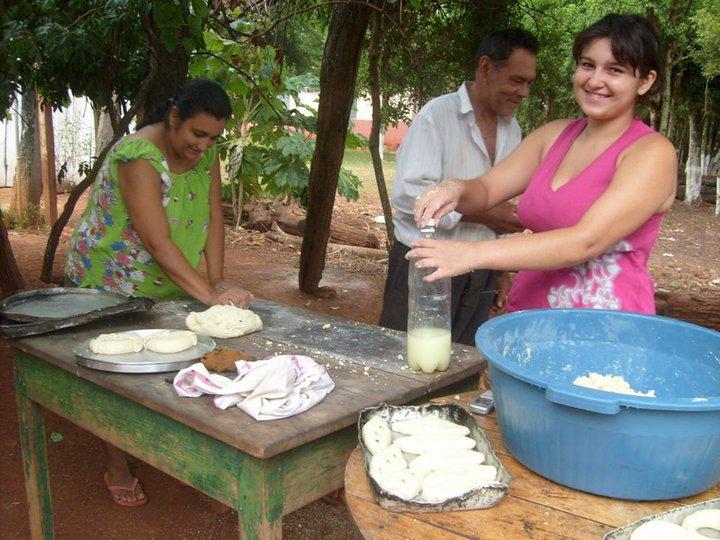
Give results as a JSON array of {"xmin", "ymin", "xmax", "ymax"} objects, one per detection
[{"xmin": 506, "ymin": 118, "xmax": 663, "ymax": 314}]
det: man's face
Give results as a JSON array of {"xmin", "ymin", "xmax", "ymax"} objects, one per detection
[{"xmin": 476, "ymin": 48, "xmax": 537, "ymax": 117}]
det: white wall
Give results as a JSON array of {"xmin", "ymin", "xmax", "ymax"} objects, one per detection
[{"xmin": 0, "ymin": 93, "xmax": 95, "ymax": 187}]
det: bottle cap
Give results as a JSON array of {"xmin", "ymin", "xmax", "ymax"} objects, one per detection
[{"xmin": 420, "ymin": 218, "xmax": 436, "ymax": 235}]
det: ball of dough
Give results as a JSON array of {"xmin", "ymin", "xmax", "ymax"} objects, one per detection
[
  {"xmin": 391, "ymin": 417, "xmax": 470, "ymax": 437},
  {"xmin": 375, "ymin": 469, "xmax": 421, "ymax": 501},
  {"xmin": 144, "ymin": 330, "xmax": 198, "ymax": 354},
  {"xmin": 361, "ymin": 415, "xmax": 392, "ymax": 455},
  {"xmin": 89, "ymin": 333, "xmax": 144, "ymax": 355},
  {"xmin": 410, "ymin": 449, "xmax": 486, "ymax": 471},
  {"xmin": 395, "ymin": 434, "xmax": 476, "ymax": 454},
  {"xmin": 186, "ymin": 305, "xmax": 263, "ymax": 338},
  {"xmin": 369, "ymin": 443, "xmax": 406, "ymax": 479},
  {"xmin": 421, "ymin": 466, "xmax": 497, "ymax": 503},
  {"xmin": 682, "ymin": 509, "xmax": 720, "ymax": 536},
  {"xmin": 630, "ymin": 520, "xmax": 692, "ymax": 540}
]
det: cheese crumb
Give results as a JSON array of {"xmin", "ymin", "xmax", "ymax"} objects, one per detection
[{"xmin": 573, "ymin": 373, "xmax": 655, "ymax": 397}]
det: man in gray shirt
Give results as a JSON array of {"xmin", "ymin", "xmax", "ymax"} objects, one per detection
[{"xmin": 379, "ymin": 28, "xmax": 538, "ymax": 345}]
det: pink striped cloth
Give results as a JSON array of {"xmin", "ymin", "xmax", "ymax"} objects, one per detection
[{"xmin": 173, "ymin": 355, "xmax": 335, "ymax": 420}]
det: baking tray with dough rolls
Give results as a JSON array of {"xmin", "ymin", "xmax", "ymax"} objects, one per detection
[
  {"xmin": 604, "ymin": 498, "xmax": 720, "ymax": 539},
  {"xmin": 357, "ymin": 402, "xmax": 510, "ymax": 513}
]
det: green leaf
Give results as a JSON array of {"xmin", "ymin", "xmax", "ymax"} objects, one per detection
[{"xmin": 345, "ymin": 130, "xmax": 367, "ymax": 150}]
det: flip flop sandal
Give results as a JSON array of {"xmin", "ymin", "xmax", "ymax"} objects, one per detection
[{"xmin": 103, "ymin": 472, "xmax": 147, "ymax": 507}]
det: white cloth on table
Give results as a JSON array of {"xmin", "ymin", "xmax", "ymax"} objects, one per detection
[{"xmin": 173, "ymin": 355, "xmax": 335, "ymax": 420}]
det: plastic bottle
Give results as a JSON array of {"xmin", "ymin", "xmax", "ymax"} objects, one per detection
[{"xmin": 407, "ymin": 219, "xmax": 452, "ymax": 373}]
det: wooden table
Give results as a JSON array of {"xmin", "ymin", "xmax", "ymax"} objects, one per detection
[
  {"xmin": 345, "ymin": 392, "xmax": 720, "ymax": 539},
  {"xmin": 11, "ymin": 299, "xmax": 484, "ymax": 539}
]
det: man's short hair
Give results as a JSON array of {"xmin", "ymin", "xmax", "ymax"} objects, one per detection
[{"xmin": 474, "ymin": 28, "xmax": 539, "ymax": 66}]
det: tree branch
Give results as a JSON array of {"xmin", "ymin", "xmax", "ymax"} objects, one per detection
[
  {"xmin": 40, "ymin": 55, "xmax": 158, "ymax": 283},
  {"xmin": 192, "ymin": 50, "xmax": 285, "ymax": 120}
]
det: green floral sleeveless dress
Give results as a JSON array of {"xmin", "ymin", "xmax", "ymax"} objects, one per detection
[{"xmin": 65, "ymin": 138, "xmax": 216, "ymax": 299}]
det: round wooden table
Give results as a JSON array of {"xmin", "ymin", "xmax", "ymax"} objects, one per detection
[{"xmin": 344, "ymin": 392, "xmax": 720, "ymax": 539}]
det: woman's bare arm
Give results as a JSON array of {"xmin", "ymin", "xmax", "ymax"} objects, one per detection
[
  {"xmin": 119, "ymin": 159, "xmax": 215, "ymax": 303},
  {"xmin": 410, "ymin": 133, "xmax": 678, "ymax": 281}
]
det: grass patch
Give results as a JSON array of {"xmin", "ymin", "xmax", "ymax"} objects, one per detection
[
  {"xmin": 342, "ymin": 148, "xmax": 396, "ymax": 199},
  {"xmin": 3, "ymin": 203, "xmax": 46, "ymax": 230}
]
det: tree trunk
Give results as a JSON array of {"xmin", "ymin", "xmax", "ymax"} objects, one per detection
[
  {"xmin": 676, "ymin": 120, "xmax": 688, "ymax": 168},
  {"xmin": 0, "ymin": 209, "xmax": 25, "ymax": 297},
  {"xmin": 667, "ymin": 74, "xmax": 682, "ymax": 144},
  {"xmin": 241, "ymin": 202, "xmax": 380, "ymax": 248},
  {"xmin": 94, "ymin": 105, "xmax": 117, "ymax": 154},
  {"xmin": 659, "ymin": 49, "xmax": 674, "ymax": 136},
  {"xmin": 368, "ymin": 10, "xmax": 394, "ymax": 251},
  {"xmin": 685, "ymin": 109, "xmax": 702, "ymax": 206},
  {"xmin": 700, "ymin": 81, "xmax": 712, "ymax": 177},
  {"xmin": 267, "ymin": 223, "xmax": 386, "ymax": 260},
  {"xmin": 37, "ymin": 99, "xmax": 58, "ymax": 226},
  {"xmin": 716, "ymin": 175, "xmax": 720, "ymax": 217},
  {"xmin": 298, "ymin": 2, "xmax": 371, "ymax": 294},
  {"xmin": 139, "ymin": 10, "xmax": 189, "ymax": 123},
  {"xmin": 10, "ymin": 89, "xmax": 42, "ymax": 222},
  {"xmin": 655, "ymin": 291, "xmax": 720, "ymax": 332}
]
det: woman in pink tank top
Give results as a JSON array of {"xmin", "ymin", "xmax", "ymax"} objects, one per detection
[{"xmin": 409, "ymin": 14, "xmax": 677, "ymax": 315}]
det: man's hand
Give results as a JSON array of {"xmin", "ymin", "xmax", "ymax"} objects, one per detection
[
  {"xmin": 490, "ymin": 271, "xmax": 512, "ymax": 316},
  {"xmin": 413, "ymin": 180, "xmax": 464, "ymax": 227},
  {"xmin": 463, "ymin": 201, "xmax": 524, "ymax": 234}
]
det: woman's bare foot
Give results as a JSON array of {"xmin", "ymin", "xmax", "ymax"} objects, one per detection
[{"xmin": 104, "ymin": 442, "xmax": 147, "ymax": 506}]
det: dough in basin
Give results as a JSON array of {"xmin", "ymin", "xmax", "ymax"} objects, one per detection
[
  {"xmin": 186, "ymin": 305, "xmax": 263, "ymax": 338},
  {"xmin": 89, "ymin": 333, "xmax": 144, "ymax": 355},
  {"xmin": 144, "ymin": 330, "xmax": 198, "ymax": 354}
]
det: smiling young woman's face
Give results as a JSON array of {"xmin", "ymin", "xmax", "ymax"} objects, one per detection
[
  {"xmin": 167, "ymin": 109, "xmax": 227, "ymax": 163},
  {"xmin": 573, "ymin": 37, "xmax": 656, "ymax": 121}
]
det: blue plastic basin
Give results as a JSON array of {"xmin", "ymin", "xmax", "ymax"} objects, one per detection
[{"xmin": 475, "ymin": 309, "xmax": 720, "ymax": 500}]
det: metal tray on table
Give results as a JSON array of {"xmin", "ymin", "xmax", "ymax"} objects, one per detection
[
  {"xmin": 604, "ymin": 498, "xmax": 720, "ymax": 539},
  {"xmin": 358, "ymin": 402, "xmax": 511, "ymax": 513},
  {"xmin": 0, "ymin": 288, "xmax": 154, "ymax": 339},
  {"xmin": 74, "ymin": 329, "xmax": 215, "ymax": 373}
]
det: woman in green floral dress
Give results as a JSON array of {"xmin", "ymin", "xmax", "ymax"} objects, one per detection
[{"xmin": 66, "ymin": 78, "xmax": 252, "ymax": 506}]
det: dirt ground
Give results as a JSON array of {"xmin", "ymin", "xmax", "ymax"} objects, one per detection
[{"xmin": 1, "ymin": 186, "xmax": 719, "ymax": 539}]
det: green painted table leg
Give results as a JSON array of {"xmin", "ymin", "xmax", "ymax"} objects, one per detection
[
  {"xmin": 237, "ymin": 458, "xmax": 285, "ymax": 539},
  {"xmin": 14, "ymin": 359, "xmax": 54, "ymax": 540}
]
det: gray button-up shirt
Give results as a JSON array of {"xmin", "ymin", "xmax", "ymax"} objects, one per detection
[{"xmin": 391, "ymin": 82, "xmax": 522, "ymax": 247}]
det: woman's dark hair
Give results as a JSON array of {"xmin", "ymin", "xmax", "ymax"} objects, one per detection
[
  {"xmin": 138, "ymin": 78, "xmax": 231, "ymax": 129},
  {"xmin": 572, "ymin": 14, "xmax": 662, "ymax": 96},
  {"xmin": 474, "ymin": 28, "xmax": 539, "ymax": 67}
]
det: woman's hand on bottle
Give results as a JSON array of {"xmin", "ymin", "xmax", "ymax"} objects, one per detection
[
  {"xmin": 413, "ymin": 180, "xmax": 464, "ymax": 227},
  {"xmin": 406, "ymin": 238, "xmax": 477, "ymax": 281},
  {"xmin": 206, "ymin": 280, "xmax": 254, "ymax": 308}
]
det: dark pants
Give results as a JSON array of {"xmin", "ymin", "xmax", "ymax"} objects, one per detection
[{"xmin": 378, "ymin": 241, "xmax": 498, "ymax": 346}]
